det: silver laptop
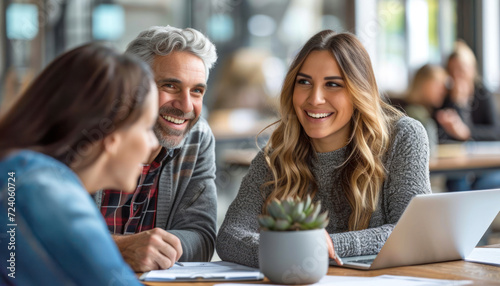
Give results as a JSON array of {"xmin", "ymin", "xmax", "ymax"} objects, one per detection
[{"xmin": 332, "ymin": 188, "xmax": 500, "ymax": 270}]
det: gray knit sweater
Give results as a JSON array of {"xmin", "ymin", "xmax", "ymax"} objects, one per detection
[{"xmin": 216, "ymin": 116, "xmax": 431, "ymax": 268}]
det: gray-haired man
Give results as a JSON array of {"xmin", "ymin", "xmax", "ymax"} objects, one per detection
[{"xmin": 94, "ymin": 26, "xmax": 217, "ymax": 272}]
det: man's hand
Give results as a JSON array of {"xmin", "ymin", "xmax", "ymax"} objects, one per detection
[{"xmin": 113, "ymin": 228, "xmax": 183, "ymax": 272}]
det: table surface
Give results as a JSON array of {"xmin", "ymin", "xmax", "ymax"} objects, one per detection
[
  {"xmin": 429, "ymin": 154, "xmax": 500, "ymax": 174},
  {"xmin": 140, "ymin": 245, "xmax": 500, "ymax": 286},
  {"xmin": 223, "ymin": 145, "xmax": 500, "ymax": 175}
]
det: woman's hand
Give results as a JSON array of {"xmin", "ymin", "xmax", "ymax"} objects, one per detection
[
  {"xmin": 325, "ymin": 229, "xmax": 343, "ymax": 265},
  {"xmin": 450, "ymin": 79, "xmax": 473, "ymax": 108},
  {"xmin": 436, "ymin": 109, "xmax": 471, "ymax": 141}
]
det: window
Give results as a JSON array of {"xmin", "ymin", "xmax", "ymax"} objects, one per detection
[
  {"xmin": 357, "ymin": 0, "xmax": 457, "ymax": 94},
  {"xmin": 482, "ymin": 0, "xmax": 500, "ymax": 92}
]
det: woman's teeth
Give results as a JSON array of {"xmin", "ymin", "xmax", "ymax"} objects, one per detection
[{"xmin": 307, "ymin": 112, "xmax": 332, "ymax": 119}]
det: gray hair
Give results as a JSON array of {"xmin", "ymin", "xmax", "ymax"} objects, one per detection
[{"xmin": 125, "ymin": 26, "xmax": 217, "ymax": 79}]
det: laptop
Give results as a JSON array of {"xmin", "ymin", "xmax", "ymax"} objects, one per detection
[{"xmin": 332, "ymin": 188, "xmax": 500, "ymax": 270}]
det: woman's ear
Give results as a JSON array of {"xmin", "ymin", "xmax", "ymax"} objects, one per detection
[{"xmin": 103, "ymin": 132, "xmax": 121, "ymax": 156}]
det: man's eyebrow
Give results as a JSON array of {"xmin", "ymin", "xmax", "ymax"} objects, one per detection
[
  {"xmin": 195, "ymin": 83, "xmax": 207, "ymax": 89},
  {"xmin": 156, "ymin": 78, "xmax": 207, "ymax": 89},
  {"xmin": 157, "ymin": 78, "xmax": 181, "ymax": 85}
]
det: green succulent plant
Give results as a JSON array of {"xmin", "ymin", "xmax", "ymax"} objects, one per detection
[{"xmin": 258, "ymin": 195, "xmax": 329, "ymax": 231}]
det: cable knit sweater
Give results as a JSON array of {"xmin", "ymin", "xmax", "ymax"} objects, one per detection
[{"xmin": 216, "ymin": 116, "xmax": 431, "ymax": 268}]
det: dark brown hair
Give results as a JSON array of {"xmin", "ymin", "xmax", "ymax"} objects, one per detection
[{"xmin": 0, "ymin": 43, "xmax": 154, "ymax": 168}]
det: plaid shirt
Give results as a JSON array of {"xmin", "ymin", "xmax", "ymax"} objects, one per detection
[
  {"xmin": 100, "ymin": 148, "xmax": 169, "ymax": 234},
  {"xmin": 94, "ymin": 117, "xmax": 217, "ymax": 261}
]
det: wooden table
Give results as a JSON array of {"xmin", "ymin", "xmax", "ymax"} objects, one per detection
[
  {"xmin": 429, "ymin": 155, "xmax": 500, "ymax": 175},
  {"xmin": 428, "ymin": 143, "xmax": 500, "ymax": 175},
  {"xmin": 223, "ymin": 144, "xmax": 500, "ymax": 176},
  {"xmin": 140, "ymin": 245, "xmax": 500, "ymax": 285}
]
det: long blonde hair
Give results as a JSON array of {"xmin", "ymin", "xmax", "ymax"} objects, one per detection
[
  {"xmin": 406, "ymin": 64, "xmax": 448, "ymax": 107},
  {"xmin": 262, "ymin": 31, "xmax": 402, "ymax": 231}
]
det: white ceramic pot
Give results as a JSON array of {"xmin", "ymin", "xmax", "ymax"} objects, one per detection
[{"xmin": 259, "ymin": 228, "xmax": 328, "ymax": 284}]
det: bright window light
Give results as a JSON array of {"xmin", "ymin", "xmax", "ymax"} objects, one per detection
[
  {"xmin": 92, "ymin": 4, "xmax": 125, "ymax": 40},
  {"xmin": 6, "ymin": 4, "xmax": 38, "ymax": 40}
]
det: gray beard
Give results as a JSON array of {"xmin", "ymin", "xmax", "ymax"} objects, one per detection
[
  {"xmin": 154, "ymin": 105, "xmax": 198, "ymax": 149},
  {"xmin": 154, "ymin": 116, "xmax": 199, "ymax": 149}
]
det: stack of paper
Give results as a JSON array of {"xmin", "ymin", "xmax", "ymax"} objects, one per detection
[
  {"xmin": 139, "ymin": 261, "xmax": 263, "ymax": 282},
  {"xmin": 465, "ymin": 247, "xmax": 500, "ymax": 266}
]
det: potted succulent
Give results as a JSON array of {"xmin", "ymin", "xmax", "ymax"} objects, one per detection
[{"xmin": 258, "ymin": 195, "xmax": 329, "ymax": 285}]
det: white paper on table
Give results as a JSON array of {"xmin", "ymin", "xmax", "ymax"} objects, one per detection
[
  {"xmin": 215, "ymin": 274, "xmax": 472, "ymax": 286},
  {"xmin": 140, "ymin": 261, "xmax": 263, "ymax": 281},
  {"xmin": 465, "ymin": 248, "xmax": 500, "ymax": 266}
]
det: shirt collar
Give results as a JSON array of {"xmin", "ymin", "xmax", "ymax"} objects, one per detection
[
  {"xmin": 166, "ymin": 148, "xmax": 175, "ymax": 158},
  {"xmin": 154, "ymin": 148, "xmax": 170, "ymax": 163}
]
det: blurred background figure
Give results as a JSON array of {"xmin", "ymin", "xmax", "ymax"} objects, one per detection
[
  {"xmin": 0, "ymin": 67, "xmax": 35, "ymax": 115},
  {"xmin": 208, "ymin": 48, "xmax": 280, "ymax": 139},
  {"xmin": 436, "ymin": 40, "xmax": 500, "ymax": 192},
  {"xmin": 405, "ymin": 64, "xmax": 449, "ymax": 157},
  {"xmin": 211, "ymin": 48, "xmax": 278, "ymax": 113},
  {"xmin": 208, "ymin": 48, "xmax": 283, "ymax": 229},
  {"xmin": 436, "ymin": 40, "xmax": 500, "ymax": 143}
]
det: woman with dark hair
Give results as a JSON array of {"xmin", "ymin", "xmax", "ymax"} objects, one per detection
[
  {"xmin": 216, "ymin": 30, "xmax": 431, "ymax": 268},
  {"xmin": 0, "ymin": 43, "xmax": 158, "ymax": 285}
]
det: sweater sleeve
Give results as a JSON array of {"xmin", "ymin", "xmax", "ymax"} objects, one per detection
[
  {"xmin": 216, "ymin": 151, "xmax": 269, "ymax": 268},
  {"xmin": 331, "ymin": 117, "xmax": 432, "ymax": 257},
  {"xmin": 167, "ymin": 124, "xmax": 218, "ymax": 262}
]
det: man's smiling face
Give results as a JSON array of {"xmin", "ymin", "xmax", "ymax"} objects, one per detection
[{"xmin": 152, "ymin": 51, "xmax": 206, "ymax": 148}]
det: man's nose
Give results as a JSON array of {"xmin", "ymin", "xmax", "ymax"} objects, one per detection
[{"xmin": 172, "ymin": 89, "xmax": 193, "ymax": 114}]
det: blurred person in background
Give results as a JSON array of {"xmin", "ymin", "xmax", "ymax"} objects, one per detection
[
  {"xmin": 436, "ymin": 40, "xmax": 500, "ymax": 142},
  {"xmin": 405, "ymin": 64, "xmax": 449, "ymax": 157},
  {"xmin": 94, "ymin": 26, "xmax": 219, "ymax": 271},
  {"xmin": 436, "ymin": 40, "xmax": 500, "ymax": 191},
  {"xmin": 0, "ymin": 43, "xmax": 156, "ymax": 285},
  {"xmin": 0, "ymin": 68, "xmax": 35, "ymax": 116},
  {"xmin": 208, "ymin": 48, "xmax": 279, "ymax": 138}
]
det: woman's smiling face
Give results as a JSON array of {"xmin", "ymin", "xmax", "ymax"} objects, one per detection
[{"xmin": 292, "ymin": 50, "xmax": 354, "ymax": 153}]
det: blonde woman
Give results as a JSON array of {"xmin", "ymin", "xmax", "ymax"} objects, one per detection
[
  {"xmin": 436, "ymin": 41, "xmax": 500, "ymax": 192},
  {"xmin": 436, "ymin": 40, "xmax": 500, "ymax": 142},
  {"xmin": 405, "ymin": 64, "xmax": 449, "ymax": 157},
  {"xmin": 216, "ymin": 30, "xmax": 431, "ymax": 268}
]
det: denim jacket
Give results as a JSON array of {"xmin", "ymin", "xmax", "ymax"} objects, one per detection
[{"xmin": 0, "ymin": 150, "xmax": 140, "ymax": 285}]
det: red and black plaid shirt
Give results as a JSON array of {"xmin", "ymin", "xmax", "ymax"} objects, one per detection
[{"xmin": 100, "ymin": 148, "xmax": 169, "ymax": 234}]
